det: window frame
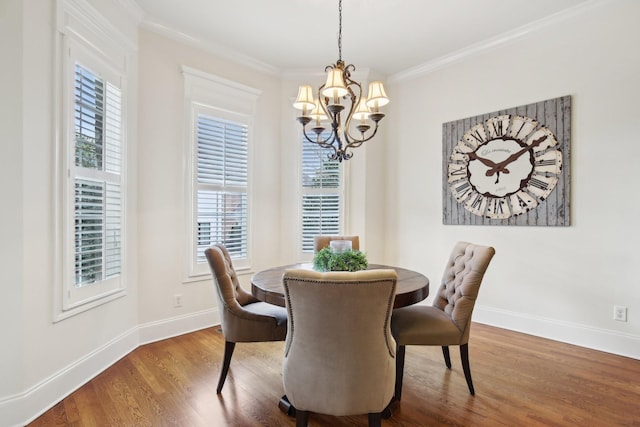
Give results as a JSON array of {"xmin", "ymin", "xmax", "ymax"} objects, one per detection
[
  {"xmin": 182, "ymin": 66, "xmax": 260, "ymax": 279},
  {"xmin": 54, "ymin": 3, "xmax": 131, "ymax": 320}
]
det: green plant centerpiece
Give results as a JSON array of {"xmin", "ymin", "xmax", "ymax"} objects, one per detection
[{"xmin": 312, "ymin": 247, "xmax": 368, "ymax": 272}]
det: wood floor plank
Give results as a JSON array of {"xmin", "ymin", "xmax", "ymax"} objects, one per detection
[{"xmin": 28, "ymin": 324, "xmax": 640, "ymax": 426}]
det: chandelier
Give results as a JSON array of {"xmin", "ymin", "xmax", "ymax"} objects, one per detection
[{"xmin": 293, "ymin": 0, "xmax": 389, "ymax": 162}]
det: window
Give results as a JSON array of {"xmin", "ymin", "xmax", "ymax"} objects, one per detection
[
  {"xmin": 195, "ymin": 114, "xmax": 249, "ymax": 262},
  {"xmin": 74, "ymin": 64, "xmax": 122, "ymax": 287},
  {"xmin": 300, "ymin": 135, "xmax": 343, "ymax": 253},
  {"xmin": 56, "ymin": 33, "xmax": 128, "ymax": 317},
  {"xmin": 182, "ymin": 66, "xmax": 260, "ymax": 277}
]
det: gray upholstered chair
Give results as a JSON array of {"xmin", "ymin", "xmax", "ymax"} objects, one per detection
[
  {"xmin": 205, "ymin": 244, "xmax": 287, "ymax": 393},
  {"xmin": 282, "ymin": 269, "xmax": 397, "ymax": 427},
  {"xmin": 391, "ymin": 241, "xmax": 495, "ymax": 398},
  {"xmin": 313, "ymin": 235, "xmax": 360, "ymax": 253}
]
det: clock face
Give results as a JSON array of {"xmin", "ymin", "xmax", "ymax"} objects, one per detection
[{"xmin": 448, "ymin": 115, "xmax": 563, "ymax": 219}]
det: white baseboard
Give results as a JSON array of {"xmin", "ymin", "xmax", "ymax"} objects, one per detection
[
  {"xmin": 0, "ymin": 308, "xmax": 220, "ymax": 427},
  {"xmin": 473, "ymin": 305, "xmax": 640, "ymax": 360},
  {"xmin": 1, "ymin": 327, "xmax": 139, "ymax": 427},
  {"xmin": 138, "ymin": 308, "xmax": 219, "ymax": 345}
]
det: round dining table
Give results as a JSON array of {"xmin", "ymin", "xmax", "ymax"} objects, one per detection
[{"xmin": 251, "ymin": 263, "xmax": 429, "ymax": 309}]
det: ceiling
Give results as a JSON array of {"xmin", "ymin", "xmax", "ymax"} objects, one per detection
[{"xmin": 134, "ymin": 0, "xmax": 591, "ymax": 76}]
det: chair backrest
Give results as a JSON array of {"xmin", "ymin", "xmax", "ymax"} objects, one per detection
[
  {"xmin": 433, "ymin": 242, "xmax": 495, "ymax": 343},
  {"xmin": 205, "ymin": 244, "xmax": 287, "ymax": 343},
  {"xmin": 313, "ymin": 235, "xmax": 360, "ymax": 253},
  {"xmin": 205, "ymin": 244, "xmax": 257, "ymax": 308},
  {"xmin": 282, "ymin": 269, "xmax": 397, "ymax": 416}
]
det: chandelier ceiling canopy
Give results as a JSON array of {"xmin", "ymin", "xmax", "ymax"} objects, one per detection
[{"xmin": 293, "ymin": 0, "xmax": 389, "ymax": 162}]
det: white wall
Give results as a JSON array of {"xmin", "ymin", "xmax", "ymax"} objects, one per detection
[
  {"xmin": 1, "ymin": 1, "xmax": 140, "ymax": 425},
  {"xmin": 0, "ymin": 0, "xmax": 25, "ymax": 402},
  {"xmin": 136, "ymin": 29, "xmax": 284, "ymax": 328},
  {"xmin": 385, "ymin": 0, "xmax": 639, "ymax": 357}
]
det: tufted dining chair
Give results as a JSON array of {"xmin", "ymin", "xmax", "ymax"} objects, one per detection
[
  {"xmin": 313, "ymin": 235, "xmax": 360, "ymax": 253},
  {"xmin": 205, "ymin": 244, "xmax": 287, "ymax": 393},
  {"xmin": 391, "ymin": 241, "xmax": 495, "ymax": 398},
  {"xmin": 282, "ymin": 269, "xmax": 397, "ymax": 427}
]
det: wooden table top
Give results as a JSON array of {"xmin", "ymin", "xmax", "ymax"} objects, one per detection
[{"xmin": 251, "ymin": 263, "xmax": 429, "ymax": 308}]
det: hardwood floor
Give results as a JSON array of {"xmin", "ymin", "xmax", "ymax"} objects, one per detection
[{"xmin": 29, "ymin": 324, "xmax": 639, "ymax": 426}]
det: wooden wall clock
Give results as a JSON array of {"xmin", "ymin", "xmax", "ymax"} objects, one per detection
[{"xmin": 443, "ymin": 96, "xmax": 570, "ymax": 226}]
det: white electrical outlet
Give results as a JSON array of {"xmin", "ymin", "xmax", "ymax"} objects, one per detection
[
  {"xmin": 613, "ymin": 305, "xmax": 627, "ymax": 322},
  {"xmin": 174, "ymin": 294, "xmax": 182, "ymax": 307}
]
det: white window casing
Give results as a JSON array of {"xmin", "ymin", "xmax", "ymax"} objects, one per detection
[
  {"xmin": 54, "ymin": 0, "xmax": 133, "ymax": 320},
  {"xmin": 182, "ymin": 66, "xmax": 260, "ymax": 278}
]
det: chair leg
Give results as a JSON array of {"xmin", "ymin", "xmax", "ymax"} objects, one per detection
[
  {"xmin": 216, "ymin": 341, "xmax": 236, "ymax": 393},
  {"xmin": 382, "ymin": 404, "xmax": 392, "ymax": 419},
  {"xmin": 460, "ymin": 343, "xmax": 475, "ymax": 395},
  {"xmin": 368, "ymin": 412, "xmax": 382, "ymax": 427},
  {"xmin": 295, "ymin": 410, "xmax": 310, "ymax": 427},
  {"xmin": 395, "ymin": 344, "xmax": 406, "ymax": 401},
  {"xmin": 442, "ymin": 346, "xmax": 452, "ymax": 369}
]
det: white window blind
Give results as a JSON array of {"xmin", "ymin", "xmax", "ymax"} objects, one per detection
[
  {"xmin": 301, "ymin": 136, "xmax": 342, "ymax": 252},
  {"xmin": 73, "ymin": 63, "xmax": 123, "ymax": 288},
  {"xmin": 196, "ymin": 114, "xmax": 249, "ymax": 262}
]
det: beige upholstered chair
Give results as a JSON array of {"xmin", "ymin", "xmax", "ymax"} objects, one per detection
[
  {"xmin": 205, "ymin": 244, "xmax": 287, "ymax": 393},
  {"xmin": 282, "ymin": 269, "xmax": 397, "ymax": 427},
  {"xmin": 313, "ymin": 235, "xmax": 360, "ymax": 253},
  {"xmin": 391, "ymin": 241, "xmax": 495, "ymax": 397}
]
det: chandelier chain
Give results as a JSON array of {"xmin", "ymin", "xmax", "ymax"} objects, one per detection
[{"xmin": 338, "ymin": 0, "xmax": 342, "ymax": 61}]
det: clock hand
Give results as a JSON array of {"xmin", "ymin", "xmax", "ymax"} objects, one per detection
[
  {"xmin": 467, "ymin": 152, "xmax": 500, "ymax": 168},
  {"xmin": 486, "ymin": 135, "xmax": 548, "ymax": 177},
  {"xmin": 468, "ymin": 150, "xmax": 511, "ymax": 184},
  {"xmin": 467, "ymin": 151, "xmax": 509, "ymax": 184}
]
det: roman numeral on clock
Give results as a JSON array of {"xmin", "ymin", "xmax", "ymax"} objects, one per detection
[
  {"xmin": 486, "ymin": 197, "xmax": 511, "ymax": 219},
  {"xmin": 448, "ymin": 164, "xmax": 466, "ymax": 176},
  {"xmin": 470, "ymin": 130, "xmax": 484, "ymax": 143},
  {"xmin": 492, "ymin": 121, "xmax": 504, "ymax": 137},
  {"xmin": 528, "ymin": 177, "xmax": 548, "ymax": 190},
  {"xmin": 470, "ymin": 193, "xmax": 483, "ymax": 209},
  {"xmin": 486, "ymin": 115, "xmax": 510, "ymax": 139},
  {"xmin": 452, "ymin": 180, "xmax": 472, "ymax": 201},
  {"xmin": 509, "ymin": 191, "xmax": 538, "ymax": 215},
  {"xmin": 535, "ymin": 159, "xmax": 556, "ymax": 167},
  {"xmin": 465, "ymin": 191, "xmax": 487, "ymax": 215}
]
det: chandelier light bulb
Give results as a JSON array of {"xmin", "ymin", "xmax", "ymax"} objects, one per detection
[
  {"xmin": 310, "ymin": 99, "xmax": 328, "ymax": 124},
  {"xmin": 352, "ymin": 98, "xmax": 370, "ymax": 121}
]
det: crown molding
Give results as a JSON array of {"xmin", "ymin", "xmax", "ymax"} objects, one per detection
[
  {"xmin": 140, "ymin": 19, "xmax": 280, "ymax": 77},
  {"xmin": 389, "ymin": 0, "xmax": 614, "ymax": 83}
]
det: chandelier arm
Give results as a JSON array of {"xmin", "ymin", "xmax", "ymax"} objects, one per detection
[
  {"xmin": 344, "ymin": 121, "xmax": 381, "ymax": 149},
  {"xmin": 343, "ymin": 87, "xmax": 359, "ymax": 122},
  {"xmin": 305, "ymin": 134, "xmax": 340, "ymax": 160},
  {"xmin": 301, "ymin": 126, "xmax": 337, "ymax": 148}
]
